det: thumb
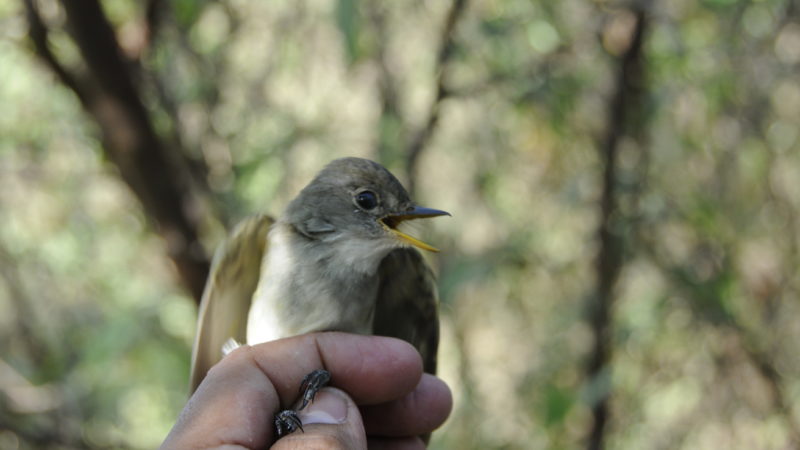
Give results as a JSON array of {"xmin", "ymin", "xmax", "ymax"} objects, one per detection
[{"xmin": 272, "ymin": 388, "xmax": 366, "ymax": 450}]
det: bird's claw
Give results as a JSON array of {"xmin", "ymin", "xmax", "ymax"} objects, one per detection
[
  {"xmin": 274, "ymin": 409, "xmax": 303, "ymax": 437},
  {"xmin": 273, "ymin": 369, "xmax": 331, "ymax": 438},
  {"xmin": 298, "ymin": 369, "xmax": 331, "ymax": 410}
]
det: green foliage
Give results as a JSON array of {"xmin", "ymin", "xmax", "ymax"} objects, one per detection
[
  {"xmin": 173, "ymin": 0, "xmax": 209, "ymax": 27},
  {"xmin": 542, "ymin": 383, "xmax": 575, "ymax": 427},
  {"xmin": 3, "ymin": 0, "xmax": 800, "ymax": 449},
  {"xmin": 335, "ymin": 0, "xmax": 361, "ymax": 63}
]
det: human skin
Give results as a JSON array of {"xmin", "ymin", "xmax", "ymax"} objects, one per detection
[{"xmin": 161, "ymin": 332, "xmax": 453, "ymax": 449}]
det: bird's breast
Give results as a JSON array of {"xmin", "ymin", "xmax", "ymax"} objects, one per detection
[{"xmin": 245, "ymin": 227, "xmax": 383, "ymax": 345}]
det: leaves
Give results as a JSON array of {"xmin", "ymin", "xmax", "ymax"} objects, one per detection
[
  {"xmin": 335, "ymin": 0, "xmax": 361, "ymax": 64},
  {"xmin": 5, "ymin": 0, "xmax": 800, "ymax": 448}
]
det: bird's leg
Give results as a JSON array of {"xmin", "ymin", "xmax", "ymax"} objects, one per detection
[{"xmin": 273, "ymin": 369, "xmax": 331, "ymax": 437}]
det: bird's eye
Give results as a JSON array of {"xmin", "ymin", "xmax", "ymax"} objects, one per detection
[{"xmin": 355, "ymin": 191, "xmax": 379, "ymax": 210}]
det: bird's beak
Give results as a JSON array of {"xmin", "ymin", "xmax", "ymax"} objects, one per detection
[{"xmin": 380, "ymin": 207, "xmax": 450, "ymax": 252}]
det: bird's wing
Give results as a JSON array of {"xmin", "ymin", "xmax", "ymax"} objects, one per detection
[
  {"xmin": 373, "ymin": 248, "xmax": 440, "ymax": 374},
  {"xmin": 189, "ymin": 214, "xmax": 274, "ymax": 393}
]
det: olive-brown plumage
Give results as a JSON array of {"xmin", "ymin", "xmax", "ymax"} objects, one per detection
[{"xmin": 189, "ymin": 158, "xmax": 447, "ymax": 393}]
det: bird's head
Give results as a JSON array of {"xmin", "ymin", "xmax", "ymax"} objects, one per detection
[{"xmin": 283, "ymin": 157, "xmax": 449, "ymax": 253}]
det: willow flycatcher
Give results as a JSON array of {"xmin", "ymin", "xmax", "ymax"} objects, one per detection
[{"xmin": 189, "ymin": 157, "xmax": 448, "ymax": 435}]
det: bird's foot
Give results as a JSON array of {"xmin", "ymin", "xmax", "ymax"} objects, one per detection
[
  {"xmin": 274, "ymin": 409, "xmax": 303, "ymax": 437},
  {"xmin": 298, "ymin": 369, "xmax": 331, "ymax": 410},
  {"xmin": 273, "ymin": 369, "xmax": 331, "ymax": 437}
]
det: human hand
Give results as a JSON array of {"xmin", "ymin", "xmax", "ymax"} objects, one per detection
[{"xmin": 161, "ymin": 332, "xmax": 453, "ymax": 449}]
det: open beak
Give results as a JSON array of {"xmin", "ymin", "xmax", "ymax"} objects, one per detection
[{"xmin": 380, "ymin": 206, "xmax": 450, "ymax": 252}]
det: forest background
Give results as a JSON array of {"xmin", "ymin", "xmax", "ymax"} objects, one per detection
[{"xmin": 1, "ymin": 0, "xmax": 799, "ymax": 448}]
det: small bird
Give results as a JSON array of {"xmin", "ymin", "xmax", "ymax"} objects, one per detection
[{"xmin": 189, "ymin": 157, "xmax": 449, "ymax": 435}]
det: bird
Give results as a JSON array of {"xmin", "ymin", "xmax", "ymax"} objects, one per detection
[{"xmin": 188, "ymin": 157, "xmax": 449, "ymax": 435}]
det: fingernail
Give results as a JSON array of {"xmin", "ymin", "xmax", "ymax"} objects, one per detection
[{"xmin": 299, "ymin": 388, "xmax": 348, "ymax": 425}]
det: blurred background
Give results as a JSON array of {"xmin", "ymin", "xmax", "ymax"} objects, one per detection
[{"xmin": 1, "ymin": 0, "xmax": 799, "ymax": 448}]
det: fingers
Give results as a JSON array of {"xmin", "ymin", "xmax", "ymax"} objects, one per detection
[
  {"xmin": 247, "ymin": 332, "xmax": 424, "ymax": 408},
  {"xmin": 161, "ymin": 332, "xmax": 448, "ymax": 449},
  {"xmin": 360, "ymin": 374, "xmax": 452, "ymax": 437},
  {"xmin": 161, "ymin": 345, "xmax": 280, "ymax": 449},
  {"xmin": 273, "ymin": 388, "xmax": 367, "ymax": 450}
]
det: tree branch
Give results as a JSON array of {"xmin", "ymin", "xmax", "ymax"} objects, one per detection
[
  {"xmin": 585, "ymin": 8, "xmax": 648, "ymax": 450},
  {"xmin": 144, "ymin": 0, "xmax": 165, "ymax": 47},
  {"xmin": 366, "ymin": 3, "xmax": 406, "ymax": 166},
  {"xmin": 404, "ymin": 0, "xmax": 468, "ymax": 195},
  {"xmin": 24, "ymin": 0, "xmax": 211, "ymax": 303},
  {"xmin": 22, "ymin": 0, "xmax": 85, "ymax": 102}
]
